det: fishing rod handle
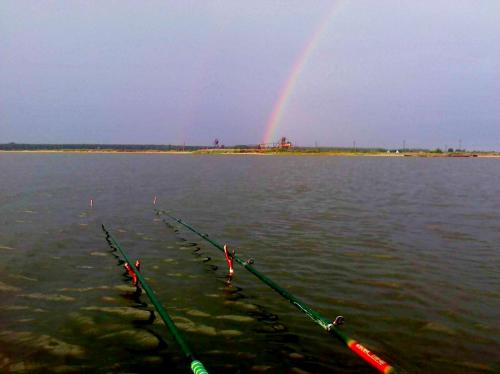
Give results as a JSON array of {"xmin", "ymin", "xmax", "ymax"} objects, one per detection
[
  {"xmin": 347, "ymin": 340, "xmax": 397, "ymax": 374},
  {"xmin": 191, "ymin": 360, "xmax": 209, "ymax": 374}
]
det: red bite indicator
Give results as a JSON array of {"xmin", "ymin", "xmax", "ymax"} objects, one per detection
[
  {"xmin": 223, "ymin": 244, "xmax": 234, "ymax": 276},
  {"xmin": 124, "ymin": 259, "xmax": 141, "ymax": 286}
]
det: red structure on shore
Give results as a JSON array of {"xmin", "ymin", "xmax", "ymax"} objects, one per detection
[{"xmin": 258, "ymin": 136, "xmax": 293, "ymax": 149}]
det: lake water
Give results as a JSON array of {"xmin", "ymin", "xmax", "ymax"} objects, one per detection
[{"xmin": 0, "ymin": 153, "xmax": 498, "ymax": 373}]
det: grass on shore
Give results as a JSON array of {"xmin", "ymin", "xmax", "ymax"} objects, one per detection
[{"xmin": 1, "ymin": 148, "xmax": 498, "ymax": 157}]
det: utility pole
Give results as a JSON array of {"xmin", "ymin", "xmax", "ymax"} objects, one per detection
[
  {"xmin": 353, "ymin": 140, "xmax": 356, "ymax": 152},
  {"xmin": 458, "ymin": 139, "xmax": 462, "ymax": 151},
  {"xmin": 403, "ymin": 139, "xmax": 406, "ymax": 151}
]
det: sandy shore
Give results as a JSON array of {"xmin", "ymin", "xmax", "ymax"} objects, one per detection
[
  {"xmin": 0, "ymin": 150, "xmax": 191, "ymax": 154},
  {"xmin": 1, "ymin": 150, "xmax": 498, "ymax": 157}
]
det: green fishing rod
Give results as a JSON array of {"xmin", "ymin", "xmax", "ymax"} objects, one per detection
[
  {"xmin": 102, "ymin": 224, "xmax": 209, "ymax": 374},
  {"xmin": 157, "ymin": 210, "xmax": 398, "ymax": 374}
]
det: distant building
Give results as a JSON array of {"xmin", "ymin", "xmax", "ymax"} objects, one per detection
[
  {"xmin": 278, "ymin": 137, "xmax": 292, "ymax": 149},
  {"xmin": 258, "ymin": 136, "xmax": 293, "ymax": 150}
]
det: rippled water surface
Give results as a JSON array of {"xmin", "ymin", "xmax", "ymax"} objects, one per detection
[{"xmin": 0, "ymin": 153, "xmax": 499, "ymax": 373}]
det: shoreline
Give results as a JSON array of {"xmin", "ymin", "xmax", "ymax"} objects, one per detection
[
  {"xmin": 1, "ymin": 150, "xmax": 499, "ymax": 157},
  {"xmin": 0, "ymin": 150, "xmax": 190, "ymax": 154}
]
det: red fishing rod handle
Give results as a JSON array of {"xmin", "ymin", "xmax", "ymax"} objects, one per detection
[{"xmin": 348, "ymin": 340, "xmax": 397, "ymax": 374}]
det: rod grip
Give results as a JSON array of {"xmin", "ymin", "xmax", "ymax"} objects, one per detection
[
  {"xmin": 191, "ymin": 360, "xmax": 209, "ymax": 374},
  {"xmin": 348, "ymin": 341, "xmax": 397, "ymax": 373}
]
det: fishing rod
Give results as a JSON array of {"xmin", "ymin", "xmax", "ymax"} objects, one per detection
[
  {"xmin": 157, "ymin": 210, "xmax": 398, "ymax": 374},
  {"xmin": 101, "ymin": 224, "xmax": 209, "ymax": 374}
]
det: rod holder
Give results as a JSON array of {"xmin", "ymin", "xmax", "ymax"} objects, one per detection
[{"xmin": 223, "ymin": 244, "xmax": 235, "ymax": 275}]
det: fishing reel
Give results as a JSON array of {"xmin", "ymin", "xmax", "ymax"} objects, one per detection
[{"xmin": 327, "ymin": 316, "xmax": 345, "ymax": 331}]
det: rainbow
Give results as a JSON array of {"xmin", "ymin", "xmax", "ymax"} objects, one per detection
[{"xmin": 262, "ymin": 1, "xmax": 345, "ymax": 145}]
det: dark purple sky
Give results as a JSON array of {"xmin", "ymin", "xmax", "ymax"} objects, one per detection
[{"xmin": 1, "ymin": 1, "xmax": 499, "ymax": 150}]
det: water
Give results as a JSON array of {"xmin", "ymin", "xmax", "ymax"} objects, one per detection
[{"xmin": 0, "ymin": 153, "xmax": 499, "ymax": 373}]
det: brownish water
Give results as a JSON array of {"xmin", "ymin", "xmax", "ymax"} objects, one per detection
[{"xmin": 0, "ymin": 153, "xmax": 499, "ymax": 373}]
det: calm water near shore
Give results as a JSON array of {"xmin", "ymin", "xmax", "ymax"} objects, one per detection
[{"xmin": 0, "ymin": 153, "xmax": 499, "ymax": 373}]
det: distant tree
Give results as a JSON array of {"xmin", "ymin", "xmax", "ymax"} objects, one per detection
[{"xmin": 448, "ymin": 148, "xmax": 454, "ymax": 153}]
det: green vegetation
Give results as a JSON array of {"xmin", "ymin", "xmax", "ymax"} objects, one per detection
[
  {"xmin": 0, "ymin": 143, "xmax": 201, "ymax": 152},
  {"xmin": 1, "ymin": 143, "xmax": 497, "ymax": 156}
]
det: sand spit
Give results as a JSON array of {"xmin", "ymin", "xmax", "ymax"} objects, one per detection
[
  {"xmin": 215, "ymin": 315, "xmax": 254, "ymax": 323},
  {"xmin": 0, "ymin": 331, "xmax": 85, "ymax": 358},
  {"xmin": 21, "ymin": 293, "xmax": 76, "ymax": 302},
  {"xmin": 2, "ymin": 149, "xmax": 498, "ymax": 157},
  {"xmin": 185, "ymin": 309, "xmax": 211, "ymax": 318},
  {"xmin": 223, "ymin": 300, "xmax": 260, "ymax": 311},
  {"xmin": 59, "ymin": 285, "xmax": 110, "ymax": 292},
  {"xmin": 165, "ymin": 316, "xmax": 242, "ymax": 337},
  {"xmin": 0, "ymin": 281, "xmax": 21, "ymax": 292},
  {"xmin": 81, "ymin": 306, "xmax": 154, "ymax": 321},
  {"xmin": 98, "ymin": 330, "xmax": 160, "ymax": 351}
]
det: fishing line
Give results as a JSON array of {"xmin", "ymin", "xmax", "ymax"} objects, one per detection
[
  {"xmin": 102, "ymin": 224, "xmax": 210, "ymax": 374},
  {"xmin": 156, "ymin": 210, "xmax": 398, "ymax": 374},
  {"xmin": 161, "ymin": 214, "xmax": 286, "ymax": 332},
  {"xmin": 161, "ymin": 218, "xmax": 218, "ymax": 272}
]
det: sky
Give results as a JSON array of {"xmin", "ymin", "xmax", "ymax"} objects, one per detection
[{"xmin": 1, "ymin": 0, "xmax": 499, "ymax": 150}]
